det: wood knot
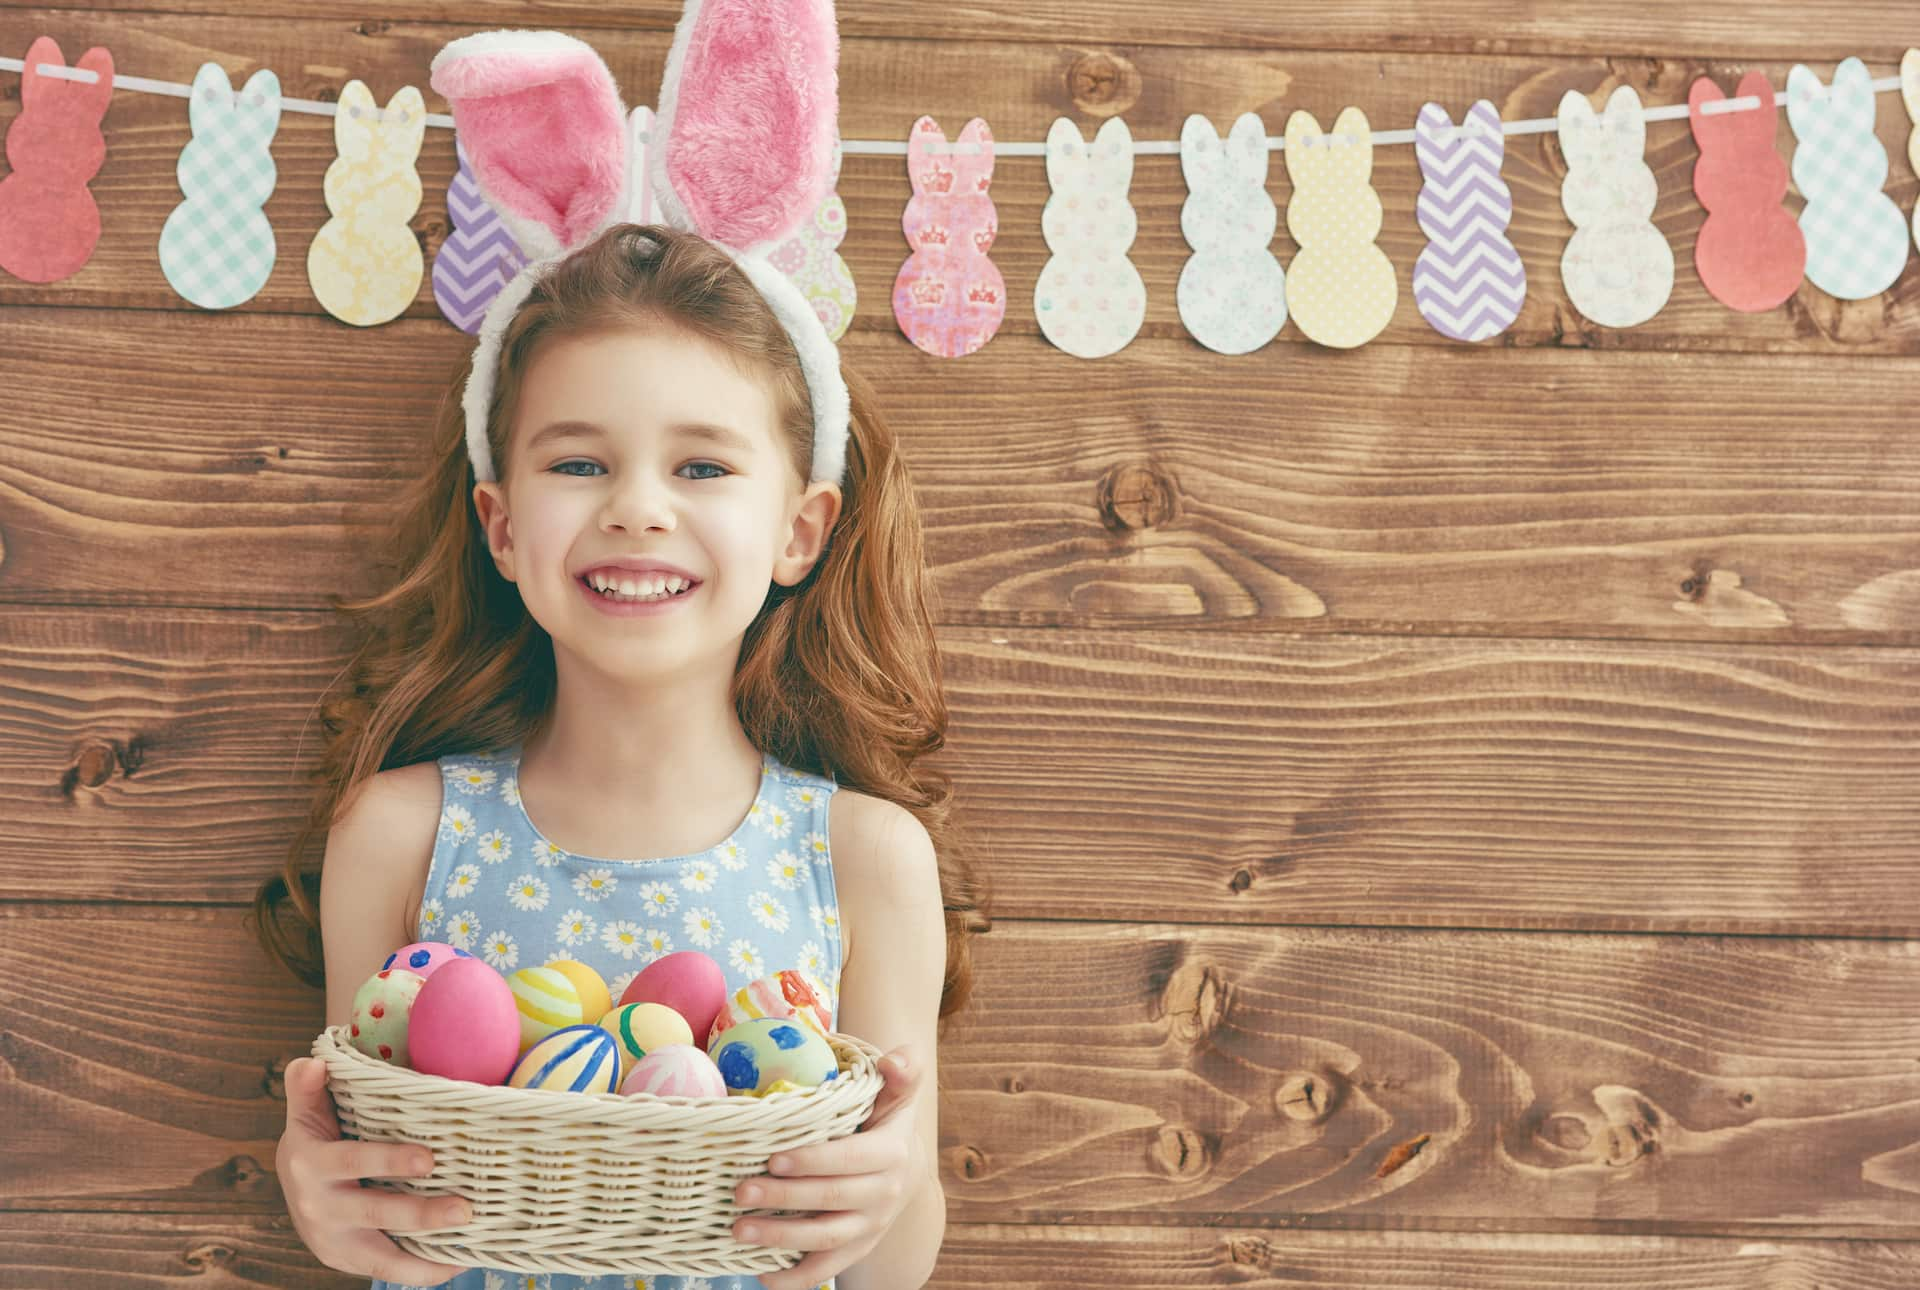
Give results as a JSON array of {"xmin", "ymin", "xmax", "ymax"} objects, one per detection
[
  {"xmin": 1227, "ymin": 868, "xmax": 1253, "ymax": 893},
  {"xmin": 1373, "ymin": 1132, "xmax": 1430, "ymax": 1179},
  {"xmin": 183, "ymin": 1241, "xmax": 235, "ymax": 1272},
  {"xmin": 1096, "ymin": 461, "xmax": 1179, "ymax": 533},
  {"xmin": 1274, "ymin": 1072, "xmax": 1337, "ymax": 1123},
  {"xmin": 1226, "ymin": 1234, "xmax": 1272, "ymax": 1268},
  {"xmin": 1065, "ymin": 51, "xmax": 1140, "ymax": 115},
  {"xmin": 1161, "ymin": 960, "xmax": 1228, "ymax": 1043},
  {"xmin": 1540, "ymin": 1113, "xmax": 1592, "ymax": 1151},
  {"xmin": 948, "ymin": 1145, "xmax": 988, "ymax": 1183},
  {"xmin": 1150, "ymin": 1124, "xmax": 1212, "ymax": 1180}
]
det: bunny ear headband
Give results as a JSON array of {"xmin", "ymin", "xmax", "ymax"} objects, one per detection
[{"xmin": 428, "ymin": 1, "xmax": 849, "ymax": 488}]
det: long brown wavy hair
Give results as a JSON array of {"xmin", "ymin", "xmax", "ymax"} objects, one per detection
[{"xmin": 249, "ymin": 223, "xmax": 991, "ymax": 1035}]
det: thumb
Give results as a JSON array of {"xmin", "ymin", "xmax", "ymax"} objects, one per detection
[
  {"xmin": 859, "ymin": 1046, "xmax": 922, "ymax": 1129},
  {"xmin": 285, "ymin": 1057, "xmax": 341, "ymax": 1141}
]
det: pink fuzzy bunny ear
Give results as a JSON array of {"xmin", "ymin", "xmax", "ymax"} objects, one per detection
[
  {"xmin": 429, "ymin": 30, "xmax": 629, "ymax": 261},
  {"xmin": 650, "ymin": 0, "xmax": 840, "ymax": 256}
]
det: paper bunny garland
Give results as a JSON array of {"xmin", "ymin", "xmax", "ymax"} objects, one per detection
[
  {"xmin": 1557, "ymin": 85, "xmax": 1674, "ymax": 328},
  {"xmin": 429, "ymin": 2, "xmax": 848, "ymax": 487},
  {"xmin": 1035, "ymin": 116, "xmax": 1146, "ymax": 358},
  {"xmin": 0, "ymin": 36, "xmax": 113, "ymax": 284},
  {"xmin": 161, "ymin": 63, "xmax": 283, "ymax": 310},
  {"xmin": 306, "ymin": 79, "xmax": 427, "ymax": 326},
  {"xmin": 1176, "ymin": 112, "xmax": 1287, "ymax": 355}
]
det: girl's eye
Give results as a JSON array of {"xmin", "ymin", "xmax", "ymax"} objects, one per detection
[{"xmin": 549, "ymin": 461, "xmax": 730, "ymax": 480}]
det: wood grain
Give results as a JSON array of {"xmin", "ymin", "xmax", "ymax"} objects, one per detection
[
  {"xmin": 3, "ymin": 608, "xmax": 1916, "ymax": 932},
  {"xmin": 0, "ymin": 12, "xmax": 1917, "ymax": 354},
  {"xmin": 3, "ymin": 906, "xmax": 1917, "ymax": 1234},
  {"xmin": 1, "ymin": 310, "xmax": 1916, "ymax": 641}
]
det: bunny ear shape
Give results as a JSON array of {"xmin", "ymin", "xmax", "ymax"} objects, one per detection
[
  {"xmin": 430, "ymin": 30, "xmax": 630, "ymax": 262},
  {"xmin": 1688, "ymin": 75, "xmax": 1725, "ymax": 113},
  {"xmin": 188, "ymin": 62, "xmax": 235, "ymax": 133},
  {"xmin": 649, "ymin": 0, "xmax": 840, "ymax": 256}
]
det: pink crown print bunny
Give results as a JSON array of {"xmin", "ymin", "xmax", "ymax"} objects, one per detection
[
  {"xmin": 893, "ymin": 115, "xmax": 1005, "ymax": 357},
  {"xmin": 0, "ymin": 36, "xmax": 114, "ymax": 284}
]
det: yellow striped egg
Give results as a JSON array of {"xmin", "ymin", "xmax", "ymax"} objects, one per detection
[
  {"xmin": 542, "ymin": 959, "xmax": 611, "ymax": 1027},
  {"xmin": 508, "ymin": 965, "xmax": 591, "ymax": 1055},
  {"xmin": 506, "ymin": 1024, "xmax": 623, "ymax": 1093},
  {"xmin": 596, "ymin": 1002, "xmax": 694, "ymax": 1085}
]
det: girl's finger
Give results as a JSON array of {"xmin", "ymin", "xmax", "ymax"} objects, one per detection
[
  {"xmin": 737, "ymin": 1208, "xmax": 869, "ymax": 1253},
  {"xmin": 739, "ymin": 1168, "xmax": 892, "ymax": 1215}
]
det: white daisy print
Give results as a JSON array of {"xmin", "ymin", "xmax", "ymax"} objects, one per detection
[
  {"xmin": 532, "ymin": 839, "xmax": 568, "ymax": 869},
  {"xmin": 680, "ymin": 861, "xmax": 716, "ymax": 893},
  {"xmin": 501, "ymin": 774, "xmax": 522, "ymax": 807},
  {"xmin": 751, "ymin": 801, "xmax": 794, "ymax": 840},
  {"xmin": 449, "ymin": 764, "xmax": 497, "ymax": 796},
  {"xmin": 810, "ymin": 902, "xmax": 841, "ymax": 938},
  {"xmin": 602, "ymin": 919, "xmax": 646, "ymax": 960},
  {"xmin": 573, "ymin": 867, "xmax": 617, "ymax": 902},
  {"xmin": 767, "ymin": 851, "xmax": 804, "ymax": 891},
  {"xmin": 712, "ymin": 839, "xmax": 749, "ymax": 872},
  {"xmin": 800, "ymin": 829, "xmax": 830, "ymax": 863},
  {"xmin": 640, "ymin": 927, "xmax": 674, "ymax": 962},
  {"xmin": 445, "ymin": 862, "xmax": 481, "ymax": 901},
  {"xmin": 683, "ymin": 906, "xmax": 721, "ymax": 948},
  {"xmin": 728, "ymin": 939, "xmax": 763, "ymax": 975},
  {"xmin": 797, "ymin": 940, "xmax": 827, "ymax": 979},
  {"xmin": 508, "ymin": 873, "xmax": 550, "ymax": 911},
  {"xmin": 416, "ymin": 898, "xmax": 444, "ymax": 935},
  {"xmin": 439, "ymin": 803, "xmax": 477, "ymax": 847},
  {"xmin": 638, "ymin": 880, "xmax": 680, "ymax": 916},
  {"xmin": 446, "ymin": 910, "xmax": 481, "ymax": 950},
  {"xmin": 786, "ymin": 783, "xmax": 826, "ymax": 811},
  {"xmin": 750, "ymin": 891, "xmax": 791, "ymax": 933},
  {"xmin": 554, "ymin": 909, "xmax": 596, "ymax": 947},
  {"xmin": 482, "ymin": 931, "xmax": 519, "ymax": 972},
  {"xmin": 608, "ymin": 970, "xmax": 639, "ymax": 1002}
]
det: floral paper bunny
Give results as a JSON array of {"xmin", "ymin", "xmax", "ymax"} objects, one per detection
[
  {"xmin": 1557, "ymin": 85, "xmax": 1673, "ymax": 328},
  {"xmin": 1787, "ymin": 58, "xmax": 1908, "ymax": 300},
  {"xmin": 0, "ymin": 36, "xmax": 113, "ymax": 284},
  {"xmin": 894, "ymin": 115, "xmax": 1005, "ymax": 357},
  {"xmin": 1034, "ymin": 115, "xmax": 1145, "ymax": 359},
  {"xmin": 159, "ymin": 63, "xmax": 282, "ymax": 310},
  {"xmin": 771, "ymin": 131, "xmax": 857, "ymax": 342},
  {"xmin": 1176, "ymin": 111, "xmax": 1286, "ymax": 355},
  {"xmin": 306, "ymin": 79, "xmax": 426, "ymax": 327},
  {"xmin": 1412, "ymin": 100, "xmax": 1525, "ymax": 342},
  {"xmin": 1687, "ymin": 71, "xmax": 1804, "ymax": 313},
  {"xmin": 1284, "ymin": 106, "xmax": 1396, "ymax": 348}
]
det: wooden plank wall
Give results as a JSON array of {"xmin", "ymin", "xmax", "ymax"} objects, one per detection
[{"xmin": 2, "ymin": 1, "xmax": 1918, "ymax": 1286}]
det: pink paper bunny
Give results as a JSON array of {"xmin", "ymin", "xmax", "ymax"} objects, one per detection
[
  {"xmin": 893, "ymin": 115, "xmax": 1005, "ymax": 357},
  {"xmin": 0, "ymin": 36, "xmax": 114, "ymax": 283}
]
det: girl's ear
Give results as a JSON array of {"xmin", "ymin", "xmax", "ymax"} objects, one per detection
[
  {"xmin": 649, "ymin": 0, "xmax": 840, "ymax": 256},
  {"xmin": 430, "ymin": 30, "xmax": 630, "ymax": 261}
]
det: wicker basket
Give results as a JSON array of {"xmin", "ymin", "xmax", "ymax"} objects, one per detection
[{"xmin": 311, "ymin": 1022, "xmax": 885, "ymax": 1277}]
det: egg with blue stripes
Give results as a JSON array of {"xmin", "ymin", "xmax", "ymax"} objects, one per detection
[
  {"xmin": 707, "ymin": 1016, "xmax": 839, "ymax": 1095},
  {"xmin": 506, "ymin": 1023, "xmax": 624, "ymax": 1094}
]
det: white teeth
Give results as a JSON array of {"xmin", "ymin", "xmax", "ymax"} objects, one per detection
[{"xmin": 586, "ymin": 571, "xmax": 691, "ymax": 602}]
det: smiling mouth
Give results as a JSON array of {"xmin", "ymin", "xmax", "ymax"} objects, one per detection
[{"xmin": 581, "ymin": 576, "xmax": 698, "ymax": 604}]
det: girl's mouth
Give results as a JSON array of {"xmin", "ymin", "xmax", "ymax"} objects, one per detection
[{"xmin": 578, "ymin": 575, "xmax": 699, "ymax": 615}]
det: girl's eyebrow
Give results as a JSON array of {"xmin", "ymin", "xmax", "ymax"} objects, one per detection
[{"xmin": 524, "ymin": 420, "xmax": 757, "ymax": 455}]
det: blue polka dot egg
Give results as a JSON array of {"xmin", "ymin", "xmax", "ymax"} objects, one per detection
[{"xmin": 707, "ymin": 1016, "xmax": 839, "ymax": 1095}]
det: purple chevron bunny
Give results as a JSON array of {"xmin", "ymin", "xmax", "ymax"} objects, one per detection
[
  {"xmin": 1412, "ymin": 100, "xmax": 1525, "ymax": 342},
  {"xmin": 433, "ymin": 137, "xmax": 526, "ymax": 334}
]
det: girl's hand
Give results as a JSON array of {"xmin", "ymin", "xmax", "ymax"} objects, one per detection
[
  {"xmin": 276, "ymin": 1056, "xmax": 473, "ymax": 1286},
  {"xmin": 732, "ymin": 1045, "xmax": 927, "ymax": 1290}
]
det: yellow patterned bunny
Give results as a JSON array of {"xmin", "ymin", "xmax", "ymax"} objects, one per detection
[
  {"xmin": 1283, "ymin": 106, "xmax": 1397, "ymax": 348},
  {"xmin": 306, "ymin": 80, "xmax": 425, "ymax": 326}
]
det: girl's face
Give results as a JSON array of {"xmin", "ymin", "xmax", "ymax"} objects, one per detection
[{"xmin": 471, "ymin": 325, "xmax": 841, "ymax": 681}]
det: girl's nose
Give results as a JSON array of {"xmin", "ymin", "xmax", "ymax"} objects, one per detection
[{"xmin": 600, "ymin": 473, "xmax": 676, "ymax": 532}]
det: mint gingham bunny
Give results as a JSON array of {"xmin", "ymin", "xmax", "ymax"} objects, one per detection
[
  {"xmin": 1786, "ymin": 57, "xmax": 1910, "ymax": 300},
  {"xmin": 1176, "ymin": 111, "xmax": 1286, "ymax": 355},
  {"xmin": 159, "ymin": 63, "xmax": 282, "ymax": 310},
  {"xmin": 1035, "ymin": 115, "xmax": 1145, "ymax": 358},
  {"xmin": 1557, "ymin": 85, "xmax": 1674, "ymax": 328},
  {"xmin": 306, "ymin": 79, "xmax": 426, "ymax": 327}
]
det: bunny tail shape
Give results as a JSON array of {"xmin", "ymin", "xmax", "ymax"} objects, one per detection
[
  {"xmin": 429, "ymin": 30, "xmax": 628, "ymax": 261},
  {"xmin": 650, "ymin": 0, "xmax": 840, "ymax": 256}
]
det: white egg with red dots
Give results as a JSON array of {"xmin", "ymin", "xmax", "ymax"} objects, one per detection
[
  {"xmin": 349, "ymin": 967, "xmax": 426, "ymax": 1066},
  {"xmin": 381, "ymin": 940, "xmax": 474, "ymax": 980}
]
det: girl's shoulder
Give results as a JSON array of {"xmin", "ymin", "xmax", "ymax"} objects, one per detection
[{"xmin": 826, "ymin": 788, "xmax": 940, "ymax": 968}]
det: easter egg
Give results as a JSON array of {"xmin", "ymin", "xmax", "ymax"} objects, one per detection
[
  {"xmin": 507, "ymin": 964, "xmax": 593, "ymax": 1055},
  {"xmin": 707, "ymin": 1016, "xmax": 839, "ymax": 1096},
  {"xmin": 705, "ymin": 968, "xmax": 834, "ymax": 1047},
  {"xmin": 542, "ymin": 959, "xmax": 612, "ymax": 1028},
  {"xmin": 381, "ymin": 941, "xmax": 472, "ymax": 980},
  {"xmin": 348, "ymin": 967, "xmax": 425, "ymax": 1066},
  {"xmin": 597, "ymin": 1002, "xmax": 695, "ymax": 1085},
  {"xmin": 408, "ymin": 955, "xmax": 521, "ymax": 1086},
  {"xmin": 507, "ymin": 1024, "xmax": 623, "ymax": 1094},
  {"xmin": 619, "ymin": 1044, "xmax": 728, "ymax": 1098},
  {"xmin": 618, "ymin": 951, "xmax": 727, "ymax": 1047}
]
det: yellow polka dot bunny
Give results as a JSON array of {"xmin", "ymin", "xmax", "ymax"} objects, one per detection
[{"xmin": 1283, "ymin": 105, "xmax": 1397, "ymax": 348}]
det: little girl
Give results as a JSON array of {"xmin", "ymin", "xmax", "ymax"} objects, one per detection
[{"xmin": 248, "ymin": 13, "xmax": 988, "ymax": 1290}]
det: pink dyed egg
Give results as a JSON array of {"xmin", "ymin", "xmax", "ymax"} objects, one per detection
[
  {"xmin": 381, "ymin": 941, "xmax": 473, "ymax": 981},
  {"xmin": 407, "ymin": 955, "xmax": 521, "ymax": 1086},
  {"xmin": 618, "ymin": 951, "xmax": 727, "ymax": 1046},
  {"xmin": 619, "ymin": 1044, "xmax": 728, "ymax": 1099},
  {"xmin": 349, "ymin": 967, "xmax": 425, "ymax": 1066},
  {"xmin": 705, "ymin": 968, "xmax": 834, "ymax": 1047}
]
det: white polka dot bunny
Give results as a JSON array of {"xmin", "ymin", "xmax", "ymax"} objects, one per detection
[{"xmin": 1034, "ymin": 115, "xmax": 1145, "ymax": 358}]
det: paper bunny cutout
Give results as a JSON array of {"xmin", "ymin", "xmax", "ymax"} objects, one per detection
[
  {"xmin": 1176, "ymin": 112, "xmax": 1286, "ymax": 355},
  {"xmin": 433, "ymin": 137, "xmax": 527, "ymax": 333},
  {"xmin": 160, "ymin": 63, "xmax": 283, "ymax": 310},
  {"xmin": 771, "ymin": 132, "xmax": 857, "ymax": 342},
  {"xmin": 430, "ymin": 6, "xmax": 848, "ymax": 487},
  {"xmin": 894, "ymin": 115, "xmax": 1006, "ymax": 357},
  {"xmin": 0, "ymin": 36, "xmax": 114, "ymax": 284},
  {"xmin": 1412, "ymin": 100, "xmax": 1525, "ymax": 342},
  {"xmin": 1284, "ymin": 106, "xmax": 1396, "ymax": 348},
  {"xmin": 306, "ymin": 80, "xmax": 426, "ymax": 326},
  {"xmin": 1906, "ymin": 50, "xmax": 1920, "ymax": 254},
  {"xmin": 1687, "ymin": 72, "xmax": 1804, "ymax": 313},
  {"xmin": 1557, "ymin": 85, "xmax": 1674, "ymax": 328},
  {"xmin": 1035, "ymin": 115, "xmax": 1145, "ymax": 358},
  {"xmin": 1786, "ymin": 58, "xmax": 1908, "ymax": 300}
]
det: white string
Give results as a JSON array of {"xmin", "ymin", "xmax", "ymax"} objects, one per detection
[{"xmin": 0, "ymin": 54, "xmax": 1906, "ymax": 151}]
